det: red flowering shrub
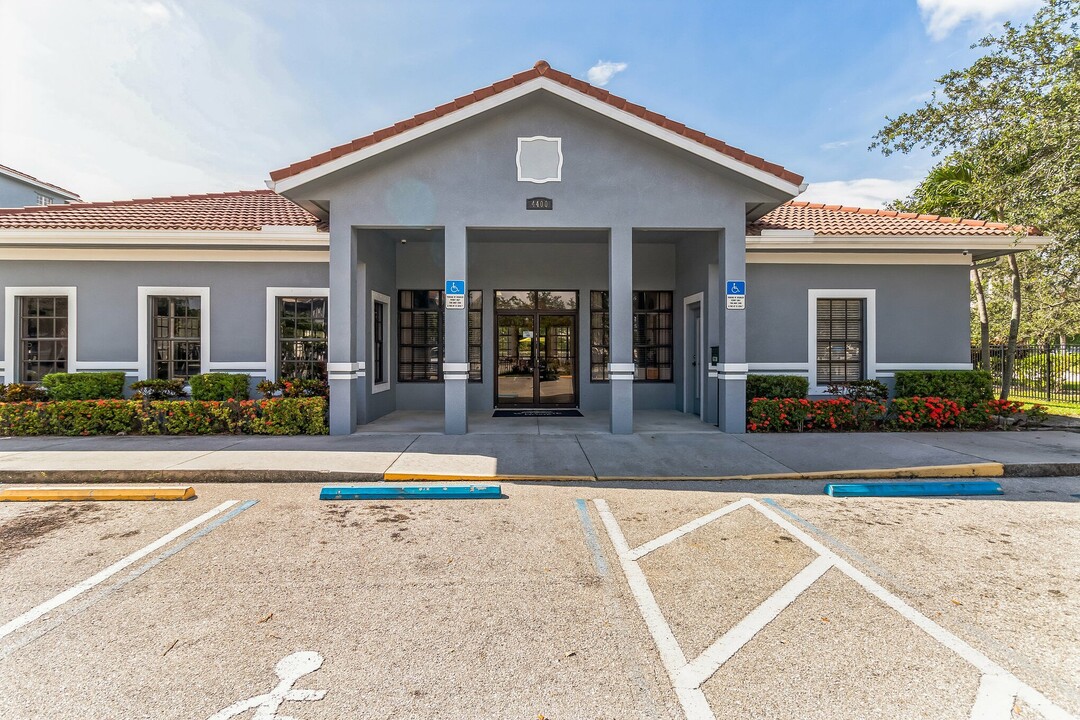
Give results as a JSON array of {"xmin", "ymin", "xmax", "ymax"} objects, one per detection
[
  {"xmin": 746, "ymin": 397, "xmax": 812, "ymax": 432},
  {"xmin": 888, "ymin": 396, "xmax": 963, "ymax": 430}
]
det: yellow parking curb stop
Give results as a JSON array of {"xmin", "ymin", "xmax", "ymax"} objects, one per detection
[{"xmin": 0, "ymin": 485, "xmax": 196, "ymax": 502}]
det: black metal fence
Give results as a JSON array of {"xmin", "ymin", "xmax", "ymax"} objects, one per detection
[{"xmin": 971, "ymin": 344, "xmax": 1080, "ymax": 402}]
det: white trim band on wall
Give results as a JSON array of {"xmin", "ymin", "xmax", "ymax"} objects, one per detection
[
  {"xmin": 608, "ymin": 363, "xmax": 636, "ymax": 373},
  {"xmin": 716, "ymin": 363, "xmax": 749, "ymax": 373}
]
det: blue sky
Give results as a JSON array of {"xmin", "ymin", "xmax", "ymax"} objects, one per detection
[{"xmin": 0, "ymin": 0, "xmax": 1042, "ymax": 205}]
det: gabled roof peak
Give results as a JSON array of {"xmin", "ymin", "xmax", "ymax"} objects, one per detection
[{"xmin": 269, "ymin": 61, "xmax": 803, "ymax": 190}]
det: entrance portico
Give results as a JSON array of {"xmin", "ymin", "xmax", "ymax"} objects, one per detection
[{"xmin": 271, "ymin": 61, "xmax": 804, "ymax": 435}]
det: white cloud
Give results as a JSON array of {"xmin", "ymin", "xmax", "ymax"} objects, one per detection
[
  {"xmin": 795, "ymin": 177, "xmax": 923, "ymax": 209},
  {"xmin": 917, "ymin": 0, "xmax": 1040, "ymax": 40},
  {"xmin": 819, "ymin": 139, "xmax": 857, "ymax": 151},
  {"xmin": 0, "ymin": 0, "xmax": 322, "ymax": 200},
  {"xmin": 586, "ymin": 61, "xmax": 628, "ymax": 87}
]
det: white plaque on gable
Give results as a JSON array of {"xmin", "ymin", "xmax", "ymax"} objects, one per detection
[{"xmin": 516, "ymin": 136, "xmax": 563, "ymax": 183}]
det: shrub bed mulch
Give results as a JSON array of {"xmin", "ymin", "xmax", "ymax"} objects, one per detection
[
  {"xmin": 0, "ymin": 398, "xmax": 327, "ymax": 436},
  {"xmin": 747, "ymin": 396, "xmax": 1044, "ymax": 433}
]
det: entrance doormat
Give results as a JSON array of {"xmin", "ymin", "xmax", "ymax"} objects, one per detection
[{"xmin": 492, "ymin": 409, "xmax": 583, "ymax": 418}]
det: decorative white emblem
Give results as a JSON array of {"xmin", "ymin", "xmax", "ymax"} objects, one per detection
[
  {"xmin": 208, "ymin": 651, "xmax": 326, "ymax": 720},
  {"xmin": 516, "ymin": 136, "xmax": 563, "ymax": 183}
]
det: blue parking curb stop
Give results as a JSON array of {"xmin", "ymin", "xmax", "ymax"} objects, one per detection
[
  {"xmin": 824, "ymin": 481, "xmax": 1003, "ymax": 498},
  {"xmin": 319, "ymin": 485, "xmax": 503, "ymax": 500}
]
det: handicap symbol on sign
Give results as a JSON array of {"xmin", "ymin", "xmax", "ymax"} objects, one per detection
[
  {"xmin": 446, "ymin": 280, "xmax": 464, "ymax": 295},
  {"xmin": 727, "ymin": 281, "xmax": 745, "ymax": 296},
  {"xmin": 207, "ymin": 651, "xmax": 326, "ymax": 720}
]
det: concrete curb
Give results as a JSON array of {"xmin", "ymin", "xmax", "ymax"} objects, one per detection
[
  {"xmin": 1002, "ymin": 462, "xmax": 1080, "ymax": 477},
  {"xmin": 0, "ymin": 485, "xmax": 196, "ymax": 501},
  {"xmin": 0, "ymin": 470, "xmax": 385, "ymax": 484},
  {"xmin": 0, "ymin": 461, "xmax": 1043, "ymax": 484}
]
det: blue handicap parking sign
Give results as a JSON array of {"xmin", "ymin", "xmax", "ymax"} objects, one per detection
[
  {"xmin": 727, "ymin": 281, "xmax": 745, "ymax": 295},
  {"xmin": 445, "ymin": 280, "xmax": 465, "ymax": 295}
]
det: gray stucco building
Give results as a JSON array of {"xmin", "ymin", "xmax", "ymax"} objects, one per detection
[{"xmin": 0, "ymin": 61, "xmax": 1043, "ymax": 435}]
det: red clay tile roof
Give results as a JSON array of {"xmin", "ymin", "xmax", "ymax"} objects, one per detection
[
  {"xmin": 0, "ymin": 163, "xmax": 80, "ymax": 201},
  {"xmin": 0, "ymin": 192, "xmax": 1031, "ymax": 238},
  {"xmin": 0, "ymin": 190, "xmax": 321, "ymax": 232},
  {"xmin": 270, "ymin": 60, "xmax": 804, "ymax": 187},
  {"xmin": 749, "ymin": 201, "xmax": 1037, "ymax": 236}
]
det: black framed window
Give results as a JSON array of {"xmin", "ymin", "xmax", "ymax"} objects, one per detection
[
  {"xmin": 373, "ymin": 299, "xmax": 386, "ymax": 385},
  {"xmin": 398, "ymin": 289, "xmax": 482, "ymax": 382},
  {"xmin": 589, "ymin": 290, "xmax": 673, "ymax": 382},
  {"xmin": 152, "ymin": 296, "xmax": 201, "ymax": 381},
  {"xmin": 632, "ymin": 291, "xmax": 673, "ymax": 381},
  {"xmin": 278, "ymin": 296, "xmax": 328, "ymax": 380},
  {"xmin": 816, "ymin": 298, "xmax": 864, "ymax": 385},
  {"xmin": 19, "ymin": 296, "xmax": 68, "ymax": 382},
  {"xmin": 590, "ymin": 291, "xmax": 609, "ymax": 381},
  {"xmin": 468, "ymin": 291, "xmax": 482, "ymax": 382}
]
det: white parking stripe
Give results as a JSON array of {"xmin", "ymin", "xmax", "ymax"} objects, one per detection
[
  {"xmin": 628, "ymin": 498, "xmax": 753, "ymax": 561},
  {"xmin": 0, "ymin": 500, "xmax": 237, "ymax": 641},
  {"xmin": 675, "ymin": 556, "xmax": 833, "ymax": 689},
  {"xmin": 749, "ymin": 500, "xmax": 1077, "ymax": 720},
  {"xmin": 595, "ymin": 497, "xmax": 1079, "ymax": 720},
  {"xmin": 593, "ymin": 499, "xmax": 715, "ymax": 720},
  {"xmin": 970, "ymin": 673, "xmax": 1019, "ymax": 720}
]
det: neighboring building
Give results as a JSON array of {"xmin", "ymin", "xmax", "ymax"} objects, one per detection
[
  {"xmin": 0, "ymin": 61, "xmax": 1045, "ymax": 435},
  {"xmin": 0, "ymin": 164, "xmax": 80, "ymax": 208}
]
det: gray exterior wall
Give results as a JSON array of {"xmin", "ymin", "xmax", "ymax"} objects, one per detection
[
  {"xmin": 0, "ymin": 260, "xmax": 328, "ymax": 385},
  {"xmin": 746, "ymin": 263, "xmax": 973, "ymax": 387},
  {"xmin": 0, "ymin": 174, "xmax": 73, "ymax": 208}
]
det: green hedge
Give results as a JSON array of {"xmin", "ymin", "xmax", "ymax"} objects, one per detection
[
  {"xmin": 0, "ymin": 398, "xmax": 326, "ymax": 436},
  {"xmin": 189, "ymin": 373, "xmax": 250, "ymax": 401},
  {"xmin": 41, "ymin": 372, "xmax": 126, "ymax": 400},
  {"xmin": 746, "ymin": 374, "xmax": 809, "ymax": 401},
  {"xmin": 893, "ymin": 370, "xmax": 993, "ymax": 407}
]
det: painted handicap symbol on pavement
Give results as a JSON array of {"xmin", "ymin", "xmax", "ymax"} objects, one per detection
[{"xmin": 208, "ymin": 651, "xmax": 326, "ymax": 720}]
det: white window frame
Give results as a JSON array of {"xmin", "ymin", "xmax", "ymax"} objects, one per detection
[
  {"xmin": 807, "ymin": 289, "xmax": 876, "ymax": 394},
  {"xmin": 371, "ymin": 291, "xmax": 391, "ymax": 394},
  {"xmin": 4, "ymin": 286, "xmax": 77, "ymax": 384},
  {"xmin": 516, "ymin": 136, "xmax": 563, "ymax": 183},
  {"xmin": 36, "ymin": 194, "xmax": 53, "ymax": 206},
  {"xmin": 137, "ymin": 286, "xmax": 210, "ymax": 381},
  {"xmin": 266, "ymin": 287, "xmax": 329, "ymax": 382}
]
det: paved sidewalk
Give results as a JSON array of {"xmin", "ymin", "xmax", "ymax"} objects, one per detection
[{"xmin": 0, "ymin": 428, "xmax": 1076, "ymax": 482}]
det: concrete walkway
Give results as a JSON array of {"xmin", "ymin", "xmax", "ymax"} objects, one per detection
[{"xmin": 0, "ymin": 419, "xmax": 1077, "ymax": 482}]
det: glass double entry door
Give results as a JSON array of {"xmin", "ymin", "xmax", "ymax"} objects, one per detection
[{"xmin": 495, "ymin": 290, "xmax": 577, "ymax": 408}]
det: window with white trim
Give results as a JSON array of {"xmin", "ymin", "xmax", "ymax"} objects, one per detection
[
  {"xmin": 372, "ymin": 293, "xmax": 390, "ymax": 390},
  {"xmin": 815, "ymin": 298, "xmax": 865, "ymax": 384},
  {"xmin": 36, "ymin": 194, "xmax": 53, "ymax": 206},
  {"xmin": 151, "ymin": 296, "xmax": 201, "ymax": 380},
  {"xmin": 18, "ymin": 296, "xmax": 68, "ymax": 381},
  {"xmin": 278, "ymin": 296, "xmax": 328, "ymax": 380}
]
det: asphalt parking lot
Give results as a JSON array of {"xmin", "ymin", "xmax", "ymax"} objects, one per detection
[{"xmin": 0, "ymin": 479, "xmax": 1077, "ymax": 720}]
